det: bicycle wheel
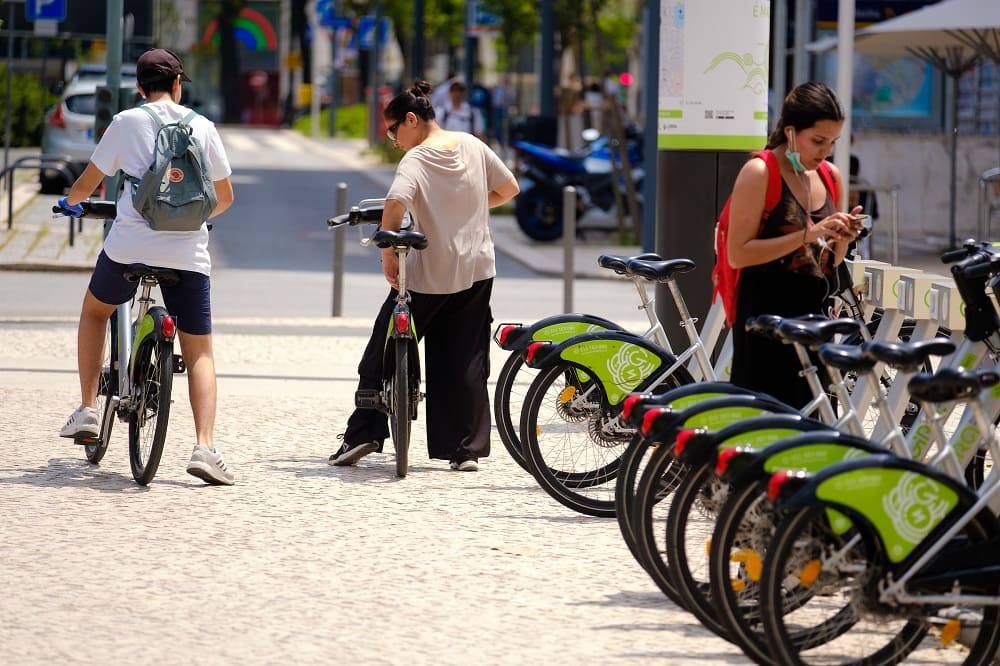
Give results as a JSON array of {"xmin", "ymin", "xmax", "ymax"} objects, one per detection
[
  {"xmin": 709, "ymin": 478, "xmax": 783, "ymax": 665},
  {"xmin": 128, "ymin": 338, "xmax": 173, "ymax": 485},
  {"xmin": 520, "ymin": 361, "xmax": 691, "ymax": 517},
  {"xmin": 390, "ymin": 337, "xmax": 411, "ymax": 478},
  {"xmin": 759, "ymin": 503, "xmax": 992, "ymax": 665},
  {"xmin": 86, "ymin": 365, "xmax": 114, "ymax": 464},
  {"xmin": 665, "ymin": 463, "xmax": 733, "ymax": 641},
  {"xmin": 86, "ymin": 322, "xmax": 116, "ymax": 464},
  {"xmin": 615, "ymin": 433, "xmax": 659, "ymax": 570},
  {"xmin": 493, "ymin": 351, "xmax": 536, "ymax": 472},
  {"xmin": 630, "ymin": 438, "xmax": 689, "ymax": 606}
]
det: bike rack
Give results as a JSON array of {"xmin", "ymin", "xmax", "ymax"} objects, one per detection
[{"xmin": 1, "ymin": 154, "xmax": 77, "ymax": 240}]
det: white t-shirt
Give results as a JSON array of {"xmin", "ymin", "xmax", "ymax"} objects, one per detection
[
  {"xmin": 90, "ymin": 100, "xmax": 232, "ymax": 275},
  {"xmin": 434, "ymin": 102, "xmax": 485, "ymax": 137}
]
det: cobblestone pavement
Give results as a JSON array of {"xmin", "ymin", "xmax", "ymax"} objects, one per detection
[{"xmin": 0, "ymin": 318, "xmax": 754, "ymax": 666}]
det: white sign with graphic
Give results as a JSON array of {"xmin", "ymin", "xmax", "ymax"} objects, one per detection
[{"xmin": 657, "ymin": 0, "xmax": 770, "ymax": 150}]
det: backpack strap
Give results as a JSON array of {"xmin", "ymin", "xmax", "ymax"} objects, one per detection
[
  {"xmin": 138, "ymin": 104, "xmax": 165, "ymax": 128},
  {"xmin": 179, "ymin": 109, "xmax": 199, "ymax": 127},
  {"xmin": 816, "ymin": 160, "xmax": 840, "ymax": 207},
  {"xmin": 753, "ymin": 149, "xmax": 782, "ymax": 219}
]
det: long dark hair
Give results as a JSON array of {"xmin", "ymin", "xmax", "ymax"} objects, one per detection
[
  {"xmin": 384, "ymin": 80, "xmax": 436, "ymax": 123},
  {"xmin": 765, "ymin": 82, "xmax": 844, "ymax": 149}
]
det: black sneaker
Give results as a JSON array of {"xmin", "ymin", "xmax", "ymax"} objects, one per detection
[{"xmin": 328, "ymin": 440, "xmax": 380, "ymax": 466}]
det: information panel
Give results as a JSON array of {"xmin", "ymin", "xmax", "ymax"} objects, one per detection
[{"xmin": 657, "ymin": 0, "xmax": 771, "ymax": 150}]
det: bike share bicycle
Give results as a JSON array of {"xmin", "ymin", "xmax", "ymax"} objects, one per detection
[
  {"xmin": 55, "ymin": 200, "xmax": 184, "ymax": 485},
  {"xmin": 327, "ymin": 199, "xmax": 426, "ymax": 478}
]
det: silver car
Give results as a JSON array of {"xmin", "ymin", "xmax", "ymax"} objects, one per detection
[{"xmin": 40, "ymin": 65, "xmax": 138, "ymax": 193}]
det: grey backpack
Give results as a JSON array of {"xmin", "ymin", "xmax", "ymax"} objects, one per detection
[{"xmin": 126, "ymin": 106, "xmax": 217, "ymax": 231}]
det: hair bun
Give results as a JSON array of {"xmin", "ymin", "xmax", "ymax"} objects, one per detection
[{"xmin": 412, "ymin": 80, "xmax": 432, "ymax": 98}]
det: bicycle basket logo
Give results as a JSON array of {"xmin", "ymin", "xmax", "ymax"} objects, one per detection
[
  {"xmin": 882, "ymin": 472, "xmax": 950, "ymax": 549},
  {"xmin": 607, "ymin": 343, "xmax": 657, "ymax": 387}
]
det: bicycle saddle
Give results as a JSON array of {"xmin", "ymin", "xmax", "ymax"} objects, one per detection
[
  {"xmin": 123, "ymin": 264, "xmax": 181, "ymax": 286},
  {"xmin": 817, "ymin": 343, "xmax": 877, "ymax": 373},
  {"xmin": 860, "ymin": 338, "xmax": 956, "ymax": 372},
  {"xmin": 775, "ymin": 317, "xmax": 861, "ymax": 349},
  {"xmin": 597, "ymin": 252, "xmax": 661, "ymax": 274},
  {"xmin": 371, "ymin": 229, "xmax": 428, "ymax": 250},
  {"xmin": 625, "ymin": 257, "xmax": 696, "ymax": 281},
  {"xmin": 908, "ymin": 367, "xmax": 1000, "ymax": 404}
]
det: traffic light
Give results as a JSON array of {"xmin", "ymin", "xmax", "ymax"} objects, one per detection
[
  {"xmin": 94, "ymin": 86, "xmax": 115, "ymax": 142},
  {"xmin": 94, "ymin": 86, "xmax": 141, "ymax": 143}
]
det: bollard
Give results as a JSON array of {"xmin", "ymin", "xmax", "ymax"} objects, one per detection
[
  {"xmin": 562, "ymin": 185, "xmax": 576, "ymax": 313},
  {"xmin": 332, "ymin": 182, "xmax": 347, "ymax": 317}
]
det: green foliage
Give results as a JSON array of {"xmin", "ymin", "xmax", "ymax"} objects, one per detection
[
  {"xmin": 292, "ymin": 103, "xmax": 368, "ymax": 138},
  {"xmin": 291, "ymin": 103, "xmax": 404, "ymax": 164},
  {"xmin": 0, "ymin": 67, "xmax": 59, "ymax": 147}
]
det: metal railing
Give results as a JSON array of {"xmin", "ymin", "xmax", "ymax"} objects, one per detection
[{"xmin": 1, "ymin": 154, "xmax": 77, "ymax": 240}]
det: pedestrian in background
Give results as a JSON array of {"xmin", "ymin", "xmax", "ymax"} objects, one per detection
[
  {"xmin": 726, "ymin": 82, "xmax": 863, "ymax": 408},
  {"xmin": 329, "ymin": 80, "xmax": 518, "ymax": 471},
  {"xmin": 434, "ymin": 81, "xmax": 487, "ymax": 142},
  {"xmin": 55, "ymin": 48, "xmax": 236, "ymax": 485}
]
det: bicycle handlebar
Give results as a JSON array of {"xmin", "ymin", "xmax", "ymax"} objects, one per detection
[
  {"xmin": 52, "ymin": 200, "xmax": 117, "ymax": 220},
  {"xmin": 327, "ymin": 198, "xmax": 387, "ymax": 228}
]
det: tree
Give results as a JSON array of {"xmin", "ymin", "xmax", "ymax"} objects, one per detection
[{"xmin": 218, "ymin": 0, "xmax": 246, "ymax": 124}]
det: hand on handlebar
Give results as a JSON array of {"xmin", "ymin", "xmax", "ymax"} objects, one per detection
[{"xmin": 55, "ymin": 197, "xmax": 84, "ymax": 218}]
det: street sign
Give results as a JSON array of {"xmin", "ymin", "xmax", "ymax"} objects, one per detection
[{"xmin": 25, "ymin": 0, "xmax": 67, "ymax": 22}]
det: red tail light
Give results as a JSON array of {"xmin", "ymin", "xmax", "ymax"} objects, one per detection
[
  {"xmin": 161, "ymin": 315, "xmax": 176, "ymax": 339},
  {"xmin": 672, "ymin": 429, "xmax": 697, "ymax": 458},
  {"xmin": 641, "ymin": 407, "xmax": 668, "ymax": 436},
  {"xmin": 767, "ymin": 470, "xmax": 794, "ymax": 502},
  {"xmin": 525, "ymin": 341, "xmax": 549, "ymax": 364},
  {"xmin": 715, "ymin": 447, "xmax": 741, "ymax": 477},
  {"xmin": 498, "ymin": 325, "xmax": 518, "ymax": 346},
  {"xmin": 395, "ymin": 312, "xmax": 409, "ymax": 334},
  {"xmin": 622, "ymin": 393, "xmax": 645, "ymax": 421},
  {"xmin": 49, "ymin": 104, "xmax": 66, "ymax": 129}
]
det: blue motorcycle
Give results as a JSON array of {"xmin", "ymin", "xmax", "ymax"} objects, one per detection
[{"xmin": 513, "ymin": 128, "xmax": 643, "ymax": 241}]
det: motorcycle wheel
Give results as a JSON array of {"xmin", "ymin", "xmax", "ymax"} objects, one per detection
[{"xmin": 515, "ymin": 186, "xmax": 564, "ymax": 241}]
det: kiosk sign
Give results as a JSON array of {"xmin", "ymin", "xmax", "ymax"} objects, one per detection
[{"xmin": 657, "ymin": 0, "xmax": 770, "ymax": 150}]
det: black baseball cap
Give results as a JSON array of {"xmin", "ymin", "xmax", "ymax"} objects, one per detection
[{"xmin": 137, "ymin": 48, "xmax": 192, "ymax": 85}]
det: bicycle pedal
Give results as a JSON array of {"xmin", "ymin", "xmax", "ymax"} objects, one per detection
[
  {"xmin": 172, "ymin": 354, "xmax": 186, "ymax": 374},
  {"xmin": 74, "ymin": 435, "xmax": 98, "ymax": 446},
  {"xmin": 355, "ymin": 389, "xmax": 381, "ymax": 409}
]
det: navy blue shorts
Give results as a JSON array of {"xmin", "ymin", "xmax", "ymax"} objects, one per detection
[{"xmin": 88, "ymin": 251, "xmax": 212, "ymax": 335}]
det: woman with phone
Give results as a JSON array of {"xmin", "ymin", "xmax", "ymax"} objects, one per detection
[{"xmin": 725, "ymin": 82, "xmax": 864, "ymax": 408}]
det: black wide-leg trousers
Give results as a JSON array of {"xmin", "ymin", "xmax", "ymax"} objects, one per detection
[{"xmin": 342, "ymin": 278, "xmax": 493, "ymax": 462}]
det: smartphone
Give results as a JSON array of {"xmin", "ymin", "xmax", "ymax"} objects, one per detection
[{"xmin": 850, "ymin": 213, "xmax": 871, "ymax": 229}]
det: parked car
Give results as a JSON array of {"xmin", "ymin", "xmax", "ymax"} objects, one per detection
[{"xmin": 39, "ymin": 64, "xmax": 138, "ymax": 194}]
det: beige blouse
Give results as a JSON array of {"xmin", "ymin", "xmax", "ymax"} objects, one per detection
[{"xmin": 386, "ymin": 132, "xmax": 514, "ymax": 294}]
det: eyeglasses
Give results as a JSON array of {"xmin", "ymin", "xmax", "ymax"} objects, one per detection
[{"xmin": 386, "ymin": 117, "xmax": 404, "ymax": 142}]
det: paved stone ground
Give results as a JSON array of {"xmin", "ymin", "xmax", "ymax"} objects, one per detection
[{"xmin": 0, "ymin": 318, "xmax": 757, "ymax": 665}]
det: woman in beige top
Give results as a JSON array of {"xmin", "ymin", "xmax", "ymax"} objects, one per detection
[{"xmin": 329, "ymin": 80, "xmax": 519, "ymax": 472}]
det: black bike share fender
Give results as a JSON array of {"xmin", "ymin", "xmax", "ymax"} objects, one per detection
[
  {"xmin": 494, "ymin": 313, "xmax": 626, "ymax": 352},
  {"xmin": 129, "ymin": 305, "xmax": 173, "ymax": 376},
  {"xmin": 526, "ymin": 330, "xmax": 687, "ymax": 407},
  {"xmin": 780, "ymin": 454, "xmax": 981, "ymax": 572},
  {"xmin": 675, "ymin": 413, "xmax": 835, "ymax": 470},
  {"xmin": 642, "ymin": 393, "xmax": 800, "ymax": 451},
  {"xmin": 729, "ymin": 430, "xmax": 886, "ymax": 489}
]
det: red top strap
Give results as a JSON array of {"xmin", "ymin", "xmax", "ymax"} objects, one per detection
[{"xmin": 752, "ymin": 150, "xmax": 782, "ymax": 219}]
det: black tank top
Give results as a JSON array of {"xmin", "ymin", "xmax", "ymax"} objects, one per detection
[{"xmin": 748, "ymin": 179, "xmax": 838, "ymax": 279}]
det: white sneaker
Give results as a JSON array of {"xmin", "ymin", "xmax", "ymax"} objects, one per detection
[
  {"xmin": 449, "ymin": 459, "xmax": 479, "ymax": 472},
  {"xmin": 186, "ymin": 445, "xmax": 235, "ymax": 486},
  {"xmin": 60, "ymin": 407, "xmax": 99, "ymax": 439}
]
